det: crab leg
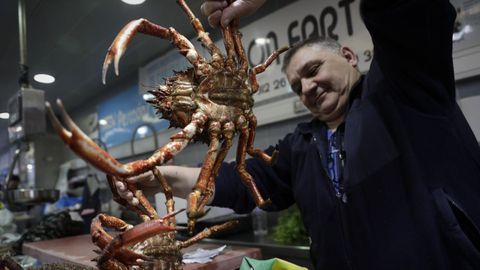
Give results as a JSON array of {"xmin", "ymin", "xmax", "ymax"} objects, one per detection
[
  {"xmin": 230, "ymin": 18, "xmax": 249, "ymax": 78},
  {"xmin": 102, "ymin": 18, "xmax": 210, "ymax": 84},
  {"xmin": 246, "ymin": 112, "xmax": 278, "ymax": 165},
  {"xmin": 235, "ymin": 116, "xmax": 272, "ymax": 209},
  {"xmin": 46, "ymin": 99, "xmax": 125, "ymax": 175},
  {"xmin": 198, "ymin": 122, "xmax": 235, "ymax": 209},
  {"xmin": 249, "ymin": 46, "xmax": 289, "ymax": 92},
  {"xmin": 220, "ymin": 24, "xmax": 237, "ymax": 73},
  {"xmin": 107, "ymin": 175, "xmax": 154, "ymax": 221},
  {"xmin": 187, "ymin": 122, "xmax": 222, "ymax": 232},
  {"xmin": 180, "ymin": 220, "xmax": 239, "ymax": 248},
  {"xmin": 152, "ymin": 166, "xmax": 177, "ymax": 227},
  {"xmin": 176, "ymin": 0, "xmax": 223, "ymax": 67},
  {"xmin": 113, "ymin": 175, "xmax": 160, "ymax": 221},
  {"xmin": 186, "ymin": 122, "xmax": 236, "ymax": 233},
  {"xmin": 135, "ymin": 188, "xmax": 160, "ymax": 220},
  {"xmin": 46, "ymin": 100, "xmax": 207, "ymax": 178}
]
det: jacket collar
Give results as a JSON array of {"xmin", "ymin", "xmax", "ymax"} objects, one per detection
[{"xmin": 347, "ymin": 75, "xmax": 365, "ymax": 110}]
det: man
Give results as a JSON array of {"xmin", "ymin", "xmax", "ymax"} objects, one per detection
[{"xmin": 119, "ymin": 0, "xmax": 480, "ymax": 268}]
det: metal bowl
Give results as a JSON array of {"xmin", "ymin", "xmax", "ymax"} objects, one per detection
[{"xmin": 3, "ymin": 188, "xmax": 60, "ymax": 206}]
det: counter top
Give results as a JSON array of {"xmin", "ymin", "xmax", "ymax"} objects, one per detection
[
  {"xmin": 23, "ymin": 234, "xmax": 261, "ymax": 269},
  {"xmin": 180, "ymin": 231, "xmax": 313, "ymax": 268}
]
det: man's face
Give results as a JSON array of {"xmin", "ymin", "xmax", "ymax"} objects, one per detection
[{"xmin": 286, "ymin": 44, "xmax": 360, "ymax": 126}]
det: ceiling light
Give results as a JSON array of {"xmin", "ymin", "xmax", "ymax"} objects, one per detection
[
  {"xmin": 137, "ymin": 126, "xmax": 149, "ymax": 136},
  {"xmin": 34, "ymin": 74, "xmax": 55, "ymax": 84},
  {"xmin": 143, "ymin": 93, "xmax": 154, "ymax": 101},
  {"xmin": 99, "ymin": 119, "xmax": 108, "ymax": 126},
  {"xmin": 0, "ymin": 113, "xmax": 9, "ymax": 119},
  {"xmin": 121, "ymin": 0, "xmax": 146, "ymax": 5},
  {"xmin": 255, "ymin": 38, "xmax": 270, "ymax": 45}
]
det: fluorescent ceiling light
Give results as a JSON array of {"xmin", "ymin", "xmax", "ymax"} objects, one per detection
[
  {"xmin": 0, "ymin": 112, "xmax": 9, "ymax": 119},
  {"xmin": 121, "ymin": 0, "xmax": 146, "ymax": 5},
  {"xmin": 34, "ymin": 73, "xmax": 55, "ymax": 84}
]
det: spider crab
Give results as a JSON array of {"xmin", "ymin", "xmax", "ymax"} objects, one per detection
[
  {"xmin": 88, "ymin": 178, "xmax": 237, "ymax": 269},
  {"xmin": 46, "ymin": 0, "xmax": 286, "ymax": 268}
]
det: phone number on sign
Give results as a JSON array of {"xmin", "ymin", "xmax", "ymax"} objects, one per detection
[{"xmin": 256, "ymin": 76, "xmax": 289, "ymax": 96}]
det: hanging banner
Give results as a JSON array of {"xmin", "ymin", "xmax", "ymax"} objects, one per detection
[{"xmin": 97, "ymin": 86, "xmax": 169, "ymax": 148}]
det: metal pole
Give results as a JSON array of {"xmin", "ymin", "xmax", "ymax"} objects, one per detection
[{"xmin": 18, "ymin": 0, "xmax": 29, "ymax": 88}]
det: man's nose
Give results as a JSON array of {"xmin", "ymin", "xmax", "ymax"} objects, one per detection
[{"xmin": 301, "ymin": 78, "xmax": 316, "ymax": 95}]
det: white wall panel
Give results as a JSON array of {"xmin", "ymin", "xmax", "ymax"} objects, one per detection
[{"xmin": 459, "ymin": 95, "xmax": 480, "ymax": 142}]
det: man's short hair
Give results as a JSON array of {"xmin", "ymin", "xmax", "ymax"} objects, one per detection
[{"xmin": 281, "ymin": 36, "xmax": 342, "ymax": 73}]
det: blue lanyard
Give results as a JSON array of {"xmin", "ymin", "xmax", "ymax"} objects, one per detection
[{"xmin": 327, "ymin": 129, "xmax": 347, "ymax": 202}]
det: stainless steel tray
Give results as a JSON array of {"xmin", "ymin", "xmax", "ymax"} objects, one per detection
[{"xmin": 3, "ymin": 188, "xmax": 59, "ymax": 205}]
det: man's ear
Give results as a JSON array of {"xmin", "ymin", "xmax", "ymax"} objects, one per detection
[{"xmin": 341, "ymin": 46, "xmax": 359, "ymax": 67}]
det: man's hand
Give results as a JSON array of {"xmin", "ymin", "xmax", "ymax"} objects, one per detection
[
  {"xmin": 112, "ymin": 166, "xmax": 202, "ymax": 204},
  {"xmin": 201, "ymin": 0, "xmax": 266, "ymax": 28}
]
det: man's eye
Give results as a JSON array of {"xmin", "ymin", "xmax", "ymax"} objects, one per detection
[{"xmin": 307, "ymin": 65, "xmax": 319, "ymax": 77}]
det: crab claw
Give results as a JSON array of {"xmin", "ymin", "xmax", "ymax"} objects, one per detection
[
  {"xmin": 102, "ymin": 19, "xmax": 147, "ymax": 84},
  {"xmin": 45, "ymin": 99, "xmax": 129, "ymax": 177},
  {"xmin": 102, "ymin": 26, "xmax": 128, "ymax": 84},
  {"xmin": 92, "ymin": 209, "xmax": 185, "ymax": 266},
  {"xmin": 91, "ymin": 214, "xmax": 149, "ymax": 269},
  {"xmin": 98, "ymin": 218, "xmax": 178, "ymax": 267}
]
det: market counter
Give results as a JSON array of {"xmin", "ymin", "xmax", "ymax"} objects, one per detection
[
  {"xmin": 22, "ymin": 234, "xmax": 261, "ymax": 269},
  {"xmin": 180, "ymin": 231, "xmax": 313, "ymax": 269}
]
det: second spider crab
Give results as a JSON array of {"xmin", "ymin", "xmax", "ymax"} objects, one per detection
[
  {"xmin": 46, "ymin": 0, "xmax": 287, "ymax": 267},
  {"xmin": 89, "ymin": 175, "xmax": 237, "ymax": 269}
]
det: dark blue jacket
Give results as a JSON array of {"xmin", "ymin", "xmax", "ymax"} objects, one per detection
[{"xmin": 212, "ymin": 0, "xmax": 480, "ymax": 269}]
